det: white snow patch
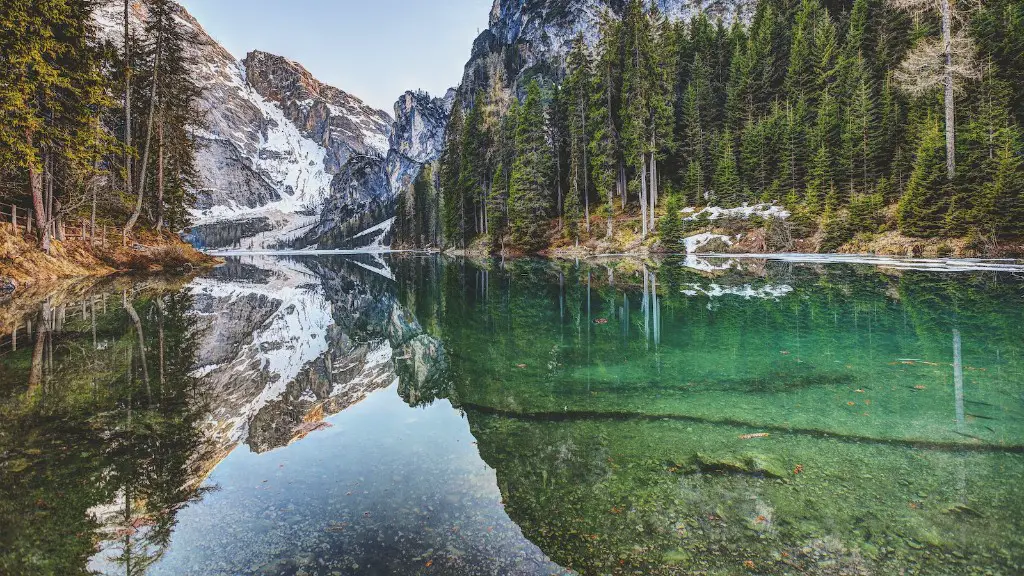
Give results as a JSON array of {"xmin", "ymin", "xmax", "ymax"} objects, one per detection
[
  {"xmin": 353, "ymin": 217, "xmax": 395, "ymax": 240},
  {"xmin": 684, "ymin": 203, "xmax": 790, "ymax": 222},
  {"xmin": 684, "ymin": 233, "xmax": 734, "ymax": 254}
]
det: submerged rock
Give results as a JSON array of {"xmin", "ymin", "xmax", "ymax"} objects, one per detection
[{"xmin": 686, "ymin": 452, "xmax": 788, "ymax": 479}]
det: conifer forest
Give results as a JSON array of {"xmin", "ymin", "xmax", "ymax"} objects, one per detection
[
  {"xmin": 1, "ymin": 0, "xmax": 202, "ymax": 252},
  {"xmin": 402, "ymin": 0, "xmax": 1024, "ymax": 255}
]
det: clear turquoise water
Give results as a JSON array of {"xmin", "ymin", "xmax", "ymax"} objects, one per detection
[{"xmin": 1, "ymin": 255, "xmax": 1022, "ymax": 575}]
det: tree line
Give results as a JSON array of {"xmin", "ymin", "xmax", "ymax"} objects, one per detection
[
  {"xmin": 417, "ymin": 0, "xmax": 1024, "ymax": 253},
  {"xmin": 0, "ymin": 0, "xmax": 202, "ymax": 252}
]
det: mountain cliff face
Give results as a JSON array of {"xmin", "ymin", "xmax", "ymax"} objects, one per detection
[
  {"xmin": 298, "ymin": 89, "xmax": 457, "ymax": 250},
  {"xmin": 460, "ymin": 0, "xmax": 753, "ymax": 105},
  {"xmin": 241, "ymin": 51, "xmax": 392, "ymax": 170}
]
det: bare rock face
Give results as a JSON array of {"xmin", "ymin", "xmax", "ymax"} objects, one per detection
[
  {"xmin": 386, "ymin": 89, "xmax": 456, "ymax": 205},
  {"xmin": 391, "ymin": 89, "xmax": 457, "ymax": 165},
  {"xmin": 93, "ymin": 1, "xmax": 403, "ymax": 250},
  {"xmin": 242, "ymin": 51, "xmax": 393, "ymax": 171}
]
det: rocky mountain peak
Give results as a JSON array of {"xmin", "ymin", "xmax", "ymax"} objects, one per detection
[
  {"xmin": 242, "ymin": 50, "xmax": 393, "ymax": 170},
  {"xmin": 391, "ymin": 89, "xmax": 457, "ymax": 165}
]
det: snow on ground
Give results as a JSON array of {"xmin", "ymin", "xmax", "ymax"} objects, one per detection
[
  {"xmin": 683, "ymin": 203, "xmax": 790, "ymax": 222},
  {"xmin": 190, "ymin": 75, "xmax": 335, "ymax": 229},
  {"xmin": 684, "ymin": 233, "xmax": 734, "ymax": 254}
]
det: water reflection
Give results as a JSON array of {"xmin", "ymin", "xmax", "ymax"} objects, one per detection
[
  {"xmin": 0, "ymin": 282, "xmax": 211, "ymax": 576},
  {"xmin": 0, "ymin": 255, "xmax": 1022, "ymax": 575}
]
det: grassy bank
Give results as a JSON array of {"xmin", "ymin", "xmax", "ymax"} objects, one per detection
[{"xmin": 0, "ymin": 228, "xmax": 219, "ymax": 293}]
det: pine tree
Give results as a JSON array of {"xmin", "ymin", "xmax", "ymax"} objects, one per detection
[
  {"xmin": 508, "ymin": 81, "xmax": 553, "ymax": 252},
  {"xmin": 780, "ymin": 98, "xmax": 810, "ymax": 199},
  {"xmin": 805, "ymin": 144, "xmax": 832, "ymax": 213},
  {"xmin": 487, "ymin": 162, "xmax": 508, "ymax": 252},
  {"xmin": 565, "ymin": 34, "xmax": 593, "ymax": 234},
  {"xmin": 898, "ymin": 117, "xmax": 950, "ymax": 237},
  {"xmin": 457, "ymin": 91, "xmax": 488, "ymax": 241},
  {"xmin": 786, "ymin": 0, "xmax": 824, "ymax": 104},
  {"xmin": 980, "ymin": 125, "xmax": 1024, "ymax": 237},
  {"xmin": 439, "ymin": 100, "xmax": 464, "ymax": 247},
  {"xmin": 712, "ymin": 130, "xmax": 742, "ymax": 206},
  {"xmin": 839, "ymin": 55, "xmax": 878, "ymax": 200},
  {"xmin": 0, "ymin": 0, "xmax": 111, "ymax": 250},
  {"xmin": 621, "ymin": 0, "xmax": 654, "ymax": 237},
  {"xmin": 684, "ymin": 159, "xmax": 705, "ymax": 206},
  {"xmin": 658, "ymin": 193, "xmax": 685, "ymax": 252},
  {"xmin": 145, "ymin": 0, "xmax": 201, "ymax": 232},
  {"xmin": 590, "ymin": 9, "xmax": 621, "ymax": 239}
]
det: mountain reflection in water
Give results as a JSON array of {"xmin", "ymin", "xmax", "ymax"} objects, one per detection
[{"xmin": 0, "ymin": 254, "xmax": 1022, "ymax": 575}]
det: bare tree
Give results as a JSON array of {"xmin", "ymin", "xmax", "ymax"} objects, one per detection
[{"xmin": 889, "ymin": 0, "xmax": 979, "ymax": 178}]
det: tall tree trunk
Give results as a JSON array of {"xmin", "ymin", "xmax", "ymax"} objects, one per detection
[
  {"xmin": 581, "ymin": 102, "xmax": 590, "ymax": 233},
  {"xmin": 614, "ymin": 159, "xmax": 622, "ymax": 207},
  {"xmin": 126, "ymin": 13, "xmax": 163, "ymax": 244},
  {"xmin": 941, "ymin": 0, "xmax": 956, "ymax": 179},
  {"xmin": 156, "ymin": 117, "xmax": 164, "ymax": 232},
  {"xmin": 54, "ymin": 199, "xmax": 64, "ymax": 242},
  {"xmin": 607, "ymin": 178, "xmax": 614, "ymax": 239},
  {"xmin": 640, "ymin": 154, "xmax": 648, "ymax": 239},
  {"xmin": 27, "ymin": 132, "xmax": 48, "ymax": 252},
  {"xmin": 649, "ymin": 150, "xmax": 657, "ymax": 232},
  {"xmin": 45, "ymin": 153, "xmax": 54, "ymax": 248},
  {"xmin": 122, "ymin": 0, "xmax": 134, "ymax": 245},
  {"xmin": 557, "ymin": 151, "xmax": 563, "ymax": 231}
]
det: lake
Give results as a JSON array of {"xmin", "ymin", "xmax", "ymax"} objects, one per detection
[{"xmin": 1, "ymin": 254, "xmax": 1022, "ymax": 575}]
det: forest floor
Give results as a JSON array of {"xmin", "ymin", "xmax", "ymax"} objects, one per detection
[
  {"xmin": 0, "ymin": 228, "xmax": 220, "ymax": 295},
  {"xmin": 539, "ymin": 208, "xmax": 1024, "ymax": 260}
]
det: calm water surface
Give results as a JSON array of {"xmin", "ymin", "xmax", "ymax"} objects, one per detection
[{"xmin": 1, "ymin": 254, "xmax": 1023, "ymax": 575}]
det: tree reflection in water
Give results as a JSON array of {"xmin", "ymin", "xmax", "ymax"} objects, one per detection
[{"xmin": 0, "ymin": 284, "xmax": 212, "ymax": 576}]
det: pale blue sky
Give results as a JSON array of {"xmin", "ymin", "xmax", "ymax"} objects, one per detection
[{"xmin": 179, "ymin": 0, "xmax": 492, "ymax": 115}]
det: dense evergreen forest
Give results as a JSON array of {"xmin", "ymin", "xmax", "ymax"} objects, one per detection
[
  {"xmin": 0, "ymin": 0, "xmax": 201, "ymax": 251},
  {"xmin": 399, "ymin": 0, "xmax": 1024, "ymax": 254}
]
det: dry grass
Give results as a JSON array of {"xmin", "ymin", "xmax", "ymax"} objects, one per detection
[{"xmin": 0, "ymin": 227, "xmax": 219, "ymax": 294}]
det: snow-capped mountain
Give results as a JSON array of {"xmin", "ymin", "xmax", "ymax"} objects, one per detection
[{"xmin": 94, "ymin": 1, "xmax": 454, "ymax": 251}]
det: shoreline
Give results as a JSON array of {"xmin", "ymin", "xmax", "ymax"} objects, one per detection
[
  {"xmin": 196, "ymin": 246, "xmax": 1024, "ymax": 273},
  {"xmin": 0, "ymin": 228, "xmax": 221, "ymax": 297}
]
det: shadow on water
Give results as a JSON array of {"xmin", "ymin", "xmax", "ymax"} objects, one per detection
[{"xmin": 0, "ymin": 254, "xmax": 1022, "ymax": 575}]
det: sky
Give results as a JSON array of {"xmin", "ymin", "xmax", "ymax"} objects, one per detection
[{"xmin": 178, "ymin": 0, "xmax": 492, "ymax": 115}]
